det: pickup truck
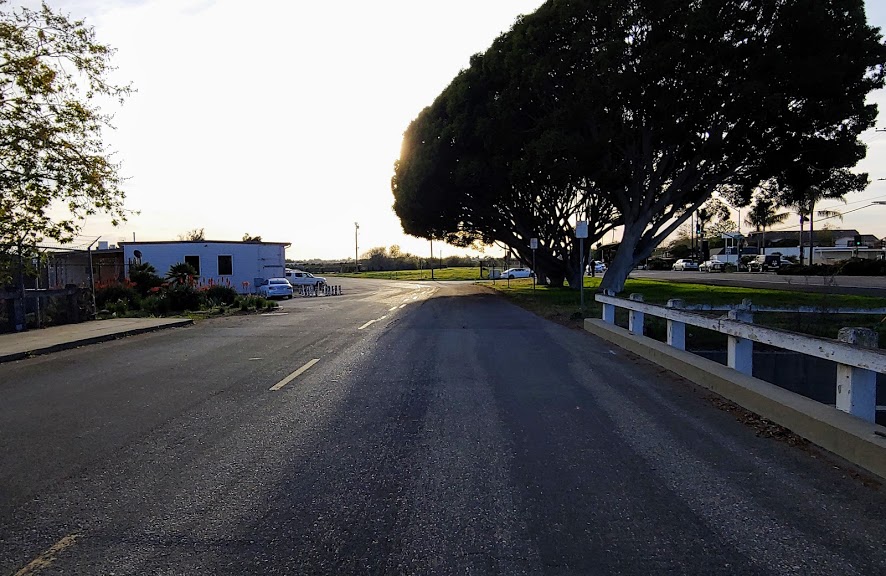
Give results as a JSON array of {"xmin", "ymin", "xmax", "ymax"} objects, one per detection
[{"xmin": 285, "ymin": 269, "xmax": 327, "ymax": 287}]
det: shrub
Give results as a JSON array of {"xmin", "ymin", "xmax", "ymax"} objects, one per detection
[
  {"xmin": 166, "ymin": 284, "xmax": 205, "ymax": 311},
  {"xmin": 129, "ymin": 262, "xmax": 164, "ymax": 297},
  {"xmin": 141, "ymin": 294, "xmax": 170, "ymax": 316},
  {"xmin": 837, "ymin": 258, "xmax": 886, "ymax": 276},
  {"xmin": 95, "ymin": 283, "xmax": 139, "ymax": 310},
  {"xmin": 206, "ymin": 284, "xmax": 238, "ymax": 306}
]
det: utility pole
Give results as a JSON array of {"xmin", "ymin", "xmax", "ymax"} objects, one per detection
[
  {"xmin": 354, "ymin": 222, "xmax": 359, "ymax": 273},
  {"xmin": 430, "ymin": 238, "xmax": 434, "ymax": 280}
]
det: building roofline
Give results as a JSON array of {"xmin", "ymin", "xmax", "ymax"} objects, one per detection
[{"xmin": 118, "ymin": 240, "xmax": 291, "ymax": 247}]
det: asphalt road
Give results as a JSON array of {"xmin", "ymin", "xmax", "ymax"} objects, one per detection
[
  {"xmin": 629, "ymin": 270, "xmax": 886, "ymax": 296},
  {"xmin": 1, "ymin": 278, "xmax": 885, "ymax": 575}
]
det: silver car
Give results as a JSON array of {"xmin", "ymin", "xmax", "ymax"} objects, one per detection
[{"xmin": 672, "ymin": 259, "xmax": 699, "ymax": 271}]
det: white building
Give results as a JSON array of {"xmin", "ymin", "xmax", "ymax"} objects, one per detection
[{"xmin": 119, "ymin": 240, "xmax": 290, "ymax": 294}]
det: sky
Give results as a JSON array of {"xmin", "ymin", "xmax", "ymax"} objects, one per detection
[{"xmin": 22, "ymin": 0, "xmax": 886, "ymax": 260}]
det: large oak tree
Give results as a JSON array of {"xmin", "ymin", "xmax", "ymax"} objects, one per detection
[{"xmin": 392, "ymin": 0, "xmax": 885, "ymax": 292}]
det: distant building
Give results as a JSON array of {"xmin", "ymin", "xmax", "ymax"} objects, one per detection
[
  {"xmin": 45, "ymin": 239, "xmax": 291, "ymax": 294},
  {"xmin": 120, "ymin": 240, "xmax": 290, "ymax": 294}
]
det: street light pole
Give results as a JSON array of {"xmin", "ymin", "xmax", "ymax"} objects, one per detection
[{"xmin": 354, "ymin": 222, "xmax": 359, "ymax": 273}]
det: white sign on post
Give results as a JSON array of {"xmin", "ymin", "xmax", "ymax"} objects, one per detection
[
  {"xmin": 576, "ymin": 221, "xmax": 589, "ymax": 239},
  {"xmin": 530, "ymin": 238, "xmax": 538, "ymax": 250}
]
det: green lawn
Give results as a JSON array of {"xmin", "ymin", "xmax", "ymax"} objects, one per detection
[
  {"xmin": 488, "ymin": 276, "xmax": 886, "ymax": 348},
  {"xmin": 329, "ymin": 267, "xmax": 485, "ymax": 281}
]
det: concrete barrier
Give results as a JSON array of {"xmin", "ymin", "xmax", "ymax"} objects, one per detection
[{"xmin": 584, "ymin": 318, "xmax": 886, "ymax": 480}]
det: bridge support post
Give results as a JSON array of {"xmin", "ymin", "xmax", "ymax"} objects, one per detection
[
  {"xmin": 628, "ymin": 293, "xmax": 644, "ymax": 336},
  {"xmin": 727, "ymin": 305, "xmax": 754, "ymax": 376},
  {"xmin": 666, "ymin": 299, "xmax": 685, "ymax": 350},
  {"xmin": 602, "ymin": 290, "xmax": 616, "ymax": 324},
  {"xmin": 836, "ymin": 327, "xmax": 878, "ymax": 422}
]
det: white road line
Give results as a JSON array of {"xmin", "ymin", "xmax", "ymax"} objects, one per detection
[
  {"xmin": 389, "ymin": 306, "xmax": 398, "ymax": 311},
  {"xmin": 358, "ymin": 315, "xmax": 389, "ymax": 330},
  {"xmin": 399, "ymin": 304, "xmax": 407, "ymax": 309},
  {"xmin": 269, "ymin": 359, "xmax": 320, "ymax": 391}
]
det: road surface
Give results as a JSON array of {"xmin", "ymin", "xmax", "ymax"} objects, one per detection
[{"xmin": 1, "ymin": 278, "xmax": 884, "ymax": 575}]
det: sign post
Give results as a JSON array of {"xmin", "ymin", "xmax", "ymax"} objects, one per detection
[
  {"xmin": 530, "ymin": 238, "xmax": 538, "ymax": 291},
  {"xmin": 576, "ymin": 222, "xmax": 588, "ymax": 311}
]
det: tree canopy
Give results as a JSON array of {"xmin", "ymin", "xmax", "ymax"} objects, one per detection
[
  {"xmin": 392, "ymin": 0, "xmax": 885, "ymax": 291},
  {"xmin": 0, "ymin": 0, "xmax": 133, "ymax": 251}
]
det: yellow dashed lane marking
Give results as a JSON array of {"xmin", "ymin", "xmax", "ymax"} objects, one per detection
[{"xmin": 14, "ymin": 533, "xmax": 79, "ymax": 576}]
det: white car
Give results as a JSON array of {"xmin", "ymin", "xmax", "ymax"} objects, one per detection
[
  {"xmin": 257, "ymin": 278, "xmax": 293, "ymax": 299},
  {"xmin": 502, "ymin": 267, "xmax": 533, "ymax": 279},
  {"xmin": 672, "ymin": 259, "xmax": 699, "ymax": 271},
  {"xmin": 586, "ymin": 261, "xmax": 606, "ymax": 274},
  {"xmin": 285, "ymin": 269, "xmax": 327, "ymax": 287}
]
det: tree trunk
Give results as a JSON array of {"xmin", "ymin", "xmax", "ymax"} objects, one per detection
[
  {"xmin": 809, "ymin": 206, "xmax": 815, "ymax": 265},
  {"xmin": 598, "ymin": 225, "xmax": 645, "ymax": 294},
  {"xmin": 565, "ymin": 267, "xmax": 583, "ymax": 290},
  {"xmin": 799, "ymin": 216, "xmax": 805, "ymax": 266},
  {"xmin": 599, "ymin": 248, "xmax": 634, "ymax": 293}
]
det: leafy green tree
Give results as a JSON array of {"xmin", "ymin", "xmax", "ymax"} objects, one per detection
[
  {"xmin": 178, "ymin": 228, "xmax": 205, "ymax": 241},
  {"xmin": 392, "ymin": 0, "xmax": 885, "ymax": 292},
  {"xmin": 0, "ymin": 1, "xmax": 133, "ymax": 250}
]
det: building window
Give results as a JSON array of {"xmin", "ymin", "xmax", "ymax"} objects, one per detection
[
  {"xmin": 184, "ymin": 255, "xmax": 200, "ymax": 275},
  {"xmin": 218, "ymin": 255, "xmax": 233, "ymax": 276}
]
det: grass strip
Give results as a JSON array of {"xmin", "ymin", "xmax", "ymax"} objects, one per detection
[{"xmin": 488, "ymin": 276, "xmax": 886, "ymax": 348}]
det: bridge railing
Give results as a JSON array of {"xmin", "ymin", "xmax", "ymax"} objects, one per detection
[{"xmin": 596, "ymin": 293, "xmax": 885, "ymax": 423}]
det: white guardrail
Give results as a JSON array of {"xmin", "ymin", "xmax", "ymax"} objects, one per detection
[{"xmin": 596, "ymin": 293, "xmax": 886, "ymax": 423}]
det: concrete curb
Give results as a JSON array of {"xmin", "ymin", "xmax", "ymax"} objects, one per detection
[
  {"xmin": 584, "ymin": 318, "xmax": 886, "ymax": 480},
  {"xmin": 0, "ymin": 319, "xmax": 194, "ymax": 363}
]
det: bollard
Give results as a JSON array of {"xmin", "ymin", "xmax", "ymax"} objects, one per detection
[{"xmin": 836, "ymin": 327, "xmax": 878, "ymax": 422}]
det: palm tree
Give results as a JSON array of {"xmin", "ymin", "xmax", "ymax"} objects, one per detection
[
  {"xmin": 744, "ymin": 197, "xmax": 789, "ymax": 254},
  {"xmin": 771, "ymin": 168, "xmax": 867, "ymax": 265},
  {"xmin": 166, "ymin": 262, "xmax": 198, "ymax": 287},
  {"xmin": 789, "ymin": 187, "xmax": 846, "ymax": 265}
]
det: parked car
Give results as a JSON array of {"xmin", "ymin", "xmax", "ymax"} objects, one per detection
[
  {"xmin": 586, "ymin": 261, "xmax": 607, "ymax": 274},
  {"xmin": 285, "ymin": 269, "xmax": 327, "ymax": 287},
  {"xmin": 672, "ymin": 259, "xmax": 699, "ymax": 271},
  {"xmin": 502, "ymin": 267, "xmax": 533, "ymax": 279},
  {"xmin": 257, "ymin": 278, "xmax": 293, "ymax": 299},
  {"xmin": 747, "ymin": 255, "xmax": 789, "ymax": 272},
  {"xmin": 699, "ymin": 259, "xmax": 725, "ymax": 272}
]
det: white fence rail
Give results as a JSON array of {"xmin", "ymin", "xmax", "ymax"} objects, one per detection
[{"xmin": 596, "ymin": 293, "xmax": 885, "ymax": 423}]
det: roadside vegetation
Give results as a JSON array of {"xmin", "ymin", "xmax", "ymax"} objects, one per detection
[
  {"xmin": 489, "ymin": 277, "xmax": 886, "ymax": 349},
  {"xmin": 94, "ymin": 262, "xmax": 278, "ymax": 319}
]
